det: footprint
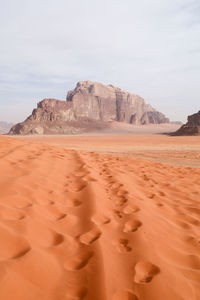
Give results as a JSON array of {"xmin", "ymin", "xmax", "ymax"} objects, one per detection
[
  {"xmin": 113, "ymin": 209, "xmax": 123, "ymax": 220},
  {"xmin": 143, "ymin": 175, "xmax": 150, "ymax": 181},
  {"xmin": 79, "ymin": 228, "xmax": 101, "ymax": 245},
  {"xmin": 158, "ymin": 191, "xmax": 166, "ymax": 197},
  {"xmin": 115, "ymin": 197, "xmax": 128, "ymax": 206},
  {"xmin": 27, "ymin": 219, "xmax": 64, "ymax": 247},
  {"xmin": 69, "ymin": 180, "xmax": 87, "ymax": 192},
  {"xmin": 134, "ymin": 261, "xmax": 160, "ymax": 283},
  {"xmin": 14, "ymin": 199, "xmax": 33, "ymax": 209},
  {"xmin": 123, "ymin": 204, "xmax": 140, "ymax": 214},
  {"xmin": 84, "ymin": 175, "xmax": 97, "ymax": 182},
  {"xmin": 112, "ymin": 238, "xmax": 132, "ymax": 253},
  {"xmin": 117, "ymin": 190, "xmax": 128, "ymax": 196},
  {"xmin": 64, "ymin": 251, "xmax": 93, "ymax": 271},
  {"xmin": 105, "ymin": 175, "xmax": 113, "ymax": 180},
  {"xmin": 67, "ymin": 199, "xmax": 82, "ymax": 207},
  {"xmin": 123, "ymin": 220, "xmax": 142, "ymax": 233},
  {"xmin": 171, "ymin": 220, "xmax": 190, "ymax": 230},
  {"xmin": 74, "ymin": 171, "xmax": 89, "ymax": 178},
  {"xmin": 148, "ymin": 193, "xmax": 156, "ymax": 199},
  {"xmin": 91, "ymin": 214, "xmax": 110, "ymax": 225},
  {"xmin": 0, "ymin": 206, "xmax": 25, "ymax": 220},
  {"xmin": 111, "ymin": 182, "xmax": 123, "ymax": 189},
  {"xmin": 185, "ymin": 207, "xmax": 200, "ymax": 216},
  {"xmin": 156, "ymin": 203, "xmax": 164, "ymax": 207},
  {"xmin": 65, "ymin": 286, "xmax": 87, "ymax": 299},
  {"xmin": 0, "ymin": 226, "xmax": 30, "ymax": 259},
  {"xmin": 113, "ymin": 291, "xmax": 138, "ymax": 300},
  {"xmin": 33, "ymin": 205, "xmax": 66, "ymax": 221},
  {"xmin": 36, "ymin": 198, "xmax": 54, "ymax": 206}
]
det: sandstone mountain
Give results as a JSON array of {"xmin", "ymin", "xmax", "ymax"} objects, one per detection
[
  {"xmin": 0, "ymin": 121, "xmax": 13, "ymax": 134},
  {"xmin": 172, "ymin": 111, "xmax": 200, "ymax": 136},
  {"xmin": 9, "ymin": 81, "xmax": 169, "ymax": 135}
]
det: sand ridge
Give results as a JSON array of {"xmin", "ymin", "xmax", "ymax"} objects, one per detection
[{"xmin": 0, "ymin": 135, "xmax": 200, "ymax": 299}]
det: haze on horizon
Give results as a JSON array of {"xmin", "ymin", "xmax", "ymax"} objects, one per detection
[{"xmin": 0, "ymin": 0, "xmax": 200, "ymax": 124}]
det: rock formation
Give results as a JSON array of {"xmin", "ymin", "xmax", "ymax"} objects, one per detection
[
  {"xmin": 172, "ymin": 111, "xmax": 200, "ymax": 136},
  {"xmin": 0, "ymin": 121, "xmax": 13, "ymax": 134},
  {"xmin": 170, "ymin": 121, "xmax": 183, "ymax": 125},
  {"xmin": 9, "ymin": 81, "xmax": 169, "ymax": 135},
  {"xmin": 9, "ymin": 98, "xmax": 107, "ymax": 135}
]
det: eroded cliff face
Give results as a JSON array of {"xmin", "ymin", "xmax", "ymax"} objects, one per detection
[
  {"xmin": 9, "ymin": 99, "xmax": 76, "ymax": 135},
  {"xmin": 9, "ymin": 81, "xmax": 169, "ymax": 135},
  {"xmin": 172, "ymin": 111, "xmax": 200, "ymax": 136},
  {"xmin": 66, "ymin": 81, "xmax": 169, "ymax": 124}
]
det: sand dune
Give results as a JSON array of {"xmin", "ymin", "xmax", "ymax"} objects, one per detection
[
  {"xmin": 0, "ymin": 135, "xmax": 200, "ymax": 300},
  {"xmin": 22, "ymin": 133, "xmax": 200, "ymax": 168}
]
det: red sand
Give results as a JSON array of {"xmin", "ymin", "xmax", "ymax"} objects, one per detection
[{"xmin": 0, "ymin": 134, "xmax": 200, "ymax": 300}]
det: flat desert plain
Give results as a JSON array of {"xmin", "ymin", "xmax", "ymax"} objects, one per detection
[{"xmin": 0, "ymin": 131, "xmax": 200, "ymax": 300}]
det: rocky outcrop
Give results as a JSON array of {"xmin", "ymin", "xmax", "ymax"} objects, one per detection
[
  {"xmin": 172, "ymin": 111, "xmax": 200, "ymax": 136},
  {"xmin": 67, "ymin": 81, "xmax": 169, "ymax": 124},
  {"xmin": 140, "ymin": 111, "xmax": 169, "ymax": 125},
  {"xmin": 9, "ymin": 98, "xmax": 107, "ymax": 135},
  {"xmin": 9, "ymin": 81, "xmax": 169, "ymax": 135},
  {"xmin": 170, "ymin": 121, "xmax": 183, "ymax": 125}
]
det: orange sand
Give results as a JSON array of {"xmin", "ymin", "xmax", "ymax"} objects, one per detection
[{"xmin": 0, "ymin": 134, "xmax": 200, "ymax": 300}]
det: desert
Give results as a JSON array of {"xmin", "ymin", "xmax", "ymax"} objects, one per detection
[
  {"xmin": 0, "ymin": 128, "xmax": 200, "ymax": 300},
  {"xmin": 1, "ymin": 1, "xmax": 200, "ymax": 299}
]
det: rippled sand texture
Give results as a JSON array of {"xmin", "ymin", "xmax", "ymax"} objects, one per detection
[{"xmin": 0, "ymin": 135, "xmax": 200, "ymax": 300}]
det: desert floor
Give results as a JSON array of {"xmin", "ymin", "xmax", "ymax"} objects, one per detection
[{"xmin": 0, "ymin": 132, "xmax": 200, "ymax": 300}]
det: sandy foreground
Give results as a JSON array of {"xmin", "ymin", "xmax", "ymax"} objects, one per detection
[{"xmin": 0, "ymin": 133, "xmax": 200, "ymax": 300}]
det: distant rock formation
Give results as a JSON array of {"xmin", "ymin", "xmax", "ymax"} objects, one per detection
[
  {"xmin": 0, "ymin": 121, "xmax": 13, "ymax": 134},
  {"xmin": 170, "ymin": 121, "xmax": 183, "ymax": 125},
  {"xmin": 172, "ymin": 111, "xmax": 200, "ymax": 136},
  {"xmin": 9, "ymin": 81, "xmax": 169, "ymax": 135},
  {"xmin": 9, "ymin": 98, "xmax": 107, "ymax": 135}
]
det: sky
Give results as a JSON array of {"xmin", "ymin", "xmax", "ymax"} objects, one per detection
[{"xmin": 0, "ymin": 0, "xmax": 200, "ymax": 123}]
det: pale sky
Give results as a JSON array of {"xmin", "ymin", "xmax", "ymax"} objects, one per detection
[{"xmin": 0, "ymin": 0, "xmax": 200, "ymax": 123}]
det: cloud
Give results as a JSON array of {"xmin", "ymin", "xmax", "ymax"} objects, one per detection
[{"xmin": 0, "ymin": 0, "xmax": 199, "ymax": 122}]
